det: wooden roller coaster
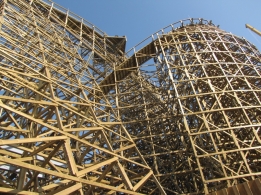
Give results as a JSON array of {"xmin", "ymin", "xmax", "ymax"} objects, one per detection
[{"xmin": 0, "ymin": 0, "xmax": 261, "ymax": 194}]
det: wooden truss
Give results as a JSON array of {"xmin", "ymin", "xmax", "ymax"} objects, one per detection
[
  {"xmin": 101, "ymin": 19, "xmax": 261, "ymax": 194},
  {"xmin": 0, "ymin": 0, "xmax": 261, "ymax": 195},
  {"xmin": 0, "ymin": 0, "xmax": 164, "ymax": 194}
]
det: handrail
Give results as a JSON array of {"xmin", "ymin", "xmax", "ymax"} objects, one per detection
[
  {"xmin": 40, "ymin": 0, "xmax": 107, "ymax": 37},
  {"xmin": 125, "ymin": 18, "xmax": 216, "ymax": 57}
]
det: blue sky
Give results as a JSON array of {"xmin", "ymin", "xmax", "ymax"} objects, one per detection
[{"xmin": 53, "ymin": 0, "xmax": 261, "ymax": 51}]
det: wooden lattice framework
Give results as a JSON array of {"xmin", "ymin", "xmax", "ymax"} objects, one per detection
[
  {"xmin": 1, "ymin": 0, "xmax": 261, "ymax": 195},
  {"xmin": 101, "ymin": 19, "xmax": 261, "ymax": 194},
  {"xmin": 0, "ymin": 0, "xmax": 165, "ymax": 194}
]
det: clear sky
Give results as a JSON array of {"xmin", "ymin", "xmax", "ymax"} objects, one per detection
[{"xmin": 53, "ymin": 0, "xmax": 261, "ymax": 51}]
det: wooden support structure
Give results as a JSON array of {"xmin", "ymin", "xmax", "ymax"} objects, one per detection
[
  {"xmin": 0, "ymin": 0, "xmax": 164, "ymax": 194},
  {"xmin": 0, "ymin": 0, "xmax": 261, "ymax": 194},
  {"xmin": 101, "ymin": 19, "xmax": 261, "ymax": 194}
]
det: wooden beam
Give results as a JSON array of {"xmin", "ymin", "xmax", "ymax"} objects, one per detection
[
  {"xmin": 117, "ymin": 161, "xmax": 133, "ymax": 190},
  {"xmin": 0, "ymin": 187, "xmax": 39, "ymax": 195},
  {"xmin": 54, "ymin": 183, "xmax": 82, "ymax": 195},
  {"xmin": 64, "ymin": 127, "xmax": 103, "ymax": 132},
  {"xmin": 0, "ymin": 96, "xmax": 58, "ymax": 106},
  {"xmin": 40, "ymin": 179, "xmax": 71, "ymax": 191},
  {"xmin": 133, "ymin": 171, "xmax": 153, "ymax": 192},
  {"xmin": 77, "ymin": 157, "xmax": 118, "ymax": 177},
  {"xmin": 0, "ymin": 136, "xmax": 67, "ymax": 145},
  {"xmin": 64, "ymin": 139, "xmax": 78, "ymax": 175}
]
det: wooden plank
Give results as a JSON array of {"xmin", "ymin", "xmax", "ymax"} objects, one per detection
[
  {"xmin": 77, "ymin": 157, "xmax": 118, "ymax": 177},
  {"xmin": 107, "ymin": 184, "xmax": 124, "ymax": 194},
  {"xmin": 85, "ymin": 161, "xmax": 117, "ymax": 194},
  {"xmin": 30, "ymin": 140, "xmax": 58, "ymax": 156},
  {"xmin": 0, "ymin": 96, "xmax": 57, "ymax": 106},
  {"xmin": 55, "ymin": 99, "xmax": 90, "ymax": 106},
  {"xmin": 114, "ymin": 144, "xmax": 135, "ymax": 153},
  {"xmin": 100, "ymin": 122, "xmax": 122, "ymax": 125},
  {"xmin": 64, "ymin": 139, "xmax": 78, "ymax": 175},
  {"xmin": 133, "ymin": 170, "xmax": 153, "ymax": 191},
  {"xmin": 41, "ymin": 179, "xmax": 71, "ymax": 191},
  {"xmin": 0, "ymin": 126, "xmax": 29, "ymax": 133},
  {"xmin": 0, "ymin": 187, "xmax": 39, "ymax": 195},
  {"xmin": 117, "ymin": 161, "xmax": 133, "ymax": 190},
  {"xmin": 54, "ymin": 183, "xmax": 82, "ymax": 195},
  {"xmin": 0, "ymin": 136, "xmax": 67, "ymax": 145},
  {"xmin": 64, "ymin": 127, "xmax": 103, "ymax": 132},
  {"xmin": 0, "ymin": 149, "xmax": 21, "ymax": 158}
]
